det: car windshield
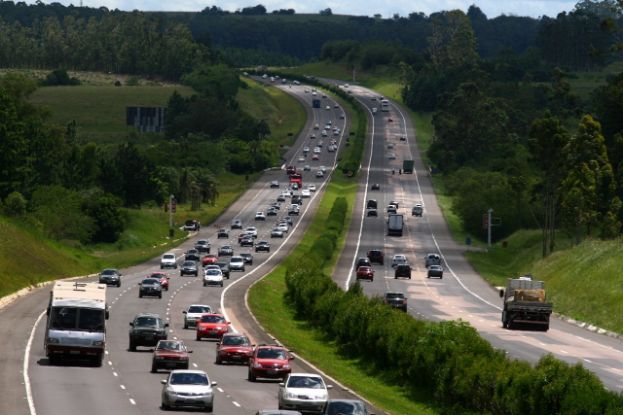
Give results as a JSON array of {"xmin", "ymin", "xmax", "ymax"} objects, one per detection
[
  {"xmin": 257, "ymin": 348, "xmax": 287, "ymax": 359},
  {"xmin": 163, "ymin": 254, "xmax": 174, "ymax": 260},
  {"xmin": 200, "ymin": 315, "xmax": 225, "ymax": 323},
  {"xmin": 206, "ymin": 270, "xmax": 221, "ymax": 276},
  {"xmin": 222, "ymin": 336, "xmax": 250, "ymax": 346},
  {"xmin": 287, "ymin": 376, "xmax": 324, "ymax": 389},
  {"xmin": 169, "ymin": 372, "xmax": 209, "ymax": 385},
  {"xmin": 188, "ymin": 306, "xmax": 211, "ymax": 314},
  {"xmin": 134, "ymin": 316, "xmax": 161, "ymax": 327},
  {"xmin": 183, "ymin": 261, "xmax": 195, "ymax": 267},
  {"xmin": 326, "ymin": 401, "xmax": 364, "ymax": 415},
  {"xmin": 157, "ymin": 341, "xmax": 183, "ymax": 351},
  {"xmin": 101, "ymin": 269, "xmax": 117, "ymax": 275},
  {"xmin": 142, "ymin": 279, "xmax": 159, "ymax": 286}
]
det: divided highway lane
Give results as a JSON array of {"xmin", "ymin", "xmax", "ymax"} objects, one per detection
[
  {"xmin": 335, "ymin": 83, "xmax": 623, "ymax": 391},
  {"xmin": 11, "ymin": 82, "xmax": 357, "ymax": 415}
]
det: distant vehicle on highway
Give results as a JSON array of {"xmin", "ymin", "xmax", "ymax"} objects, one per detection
[
  {"xmin": 323, "ymin": 399, "xmax": 373, "ymax": 415},
  {"xmin": 195, "ymin": 239, "xmax": 211, "ymax": 253},
  {"xmin": 160, "ymin": 370, "xmax": 217, "ymax": 412},
  {"xmin": 183, "ymin": 304, "xmax": 212, "ymax": 329},
  {"xmin": 255, "ymin": 240, "xmax": 271, "ymax": 252},
  {"xmin": 356, "ymin": 266, "xmax": 374, "ymax": 281},
  {"xmin": 203, "ymin": 268, "xmax": 224, "ymax": 287},
  {"xmin": 151, "ymin": 340, "xmax": 191, "ymax": 372},
  {"xmin": 384, "ymin": 292, "xmax": 407, "ymax": 312},
  {"xmin": 427, "ymin": 264, "xmax": 443, "ymax": 279},
  {"xmin": 160, "ymin": 253, "xmax": 177, "ymax": 269},
  {"xmin": 183, "ymin": 219, "xmax": 200, "ymax": 231},
  {"xmin": 99, "ymin": 268, "xmax": 122, "ymax": 287},
  {"xmin": 278, "ymin": 373, "xmax": 332, "ymax": 413},
  {"xmin": 196, "ymin": 314, "xmax": 230, "ymax": 340},
  {"xmin": 215, "ymin": 333, "xmax": 253, "ymax": 364},
  {"xmin": 217, "ymin": 228, "xmax": 229, "ymax": 238},
  {"xmin": 425, "ymin": 253, "xmax": 441, "ymax": 268},
  {"xmin": 218, "ymin": 245, "xmax": 234, "ymax": 256},
  {"xmin": 248, "ymin": 344, "xmax": 293, "ymax": 381},
  {"xmin": 367, "ymin": 249, "xmax": 384, "ymax": 265},
  {"xmin": 138, "ymin": 278, "xmax": 162, "ymax": 298},
  {"xmin": 394, "ymin": 264, "xmax": 412, "ymax": 279},
  {"xmin": 129, "ymin": 313, "xmax": 168, "ymax": 351},
  {"xmin": 180, "ymin": 261, "xmax": 198, "ymax": 277}
]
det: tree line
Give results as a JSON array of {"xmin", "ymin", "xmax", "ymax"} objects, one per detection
[{"xmin": 396, "ymin": 3, "xmax": 623, "ymax": 255}]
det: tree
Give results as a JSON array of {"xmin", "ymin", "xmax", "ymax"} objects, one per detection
[
  {"xmin": 529, "ymin": 112, "xmax": 570, "ymax": 256},
  {"xmin": 81, "ymin": 189, "xmax": 125, "ymax": 243},
  {"xmin": 427, "ymin": 10, "xmax": 479, "ymax": 70},
  {"xmin": 319, "ymin": 8, "xmax": 332, "ymax": 16}
]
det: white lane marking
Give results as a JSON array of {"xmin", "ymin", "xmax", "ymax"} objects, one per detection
[
  {"xmin": 584, "ymin": 358, "xmax": 593, "ymax": 363},
  {"xmin": 129, "ymin": 398, "xmax": 136, "ymax": 405},
  {"xmin": 560, "ymin": 350, "xmax": 569, "ymax": 355},
  {"xmin": 233, "ymin": 401, "xmax": 241, "ymax": 407},
  {"xmin": 217, "ymin": 387, "xmax": 224, "ymax": 393},
  {"xmin": 192, "ymin": 363, "xmax": 198, "ymax": 368},
  {"xmin": 113, "ymin": 372, "xmax": 118, "ymax": 377},
  {"xmin": 120, "ymin": 385, "xmax": 126, "ymax": 390},
  {"xmin": 220, "ymin": 92, "xmax": 348, "ymax": 330},
  {"xmin": 344, "ymin": 98, "xmax": 376, "ymax": 289},
  {"xmin": 24, "ymin": 310, "xmax": 46, "ymax": 415},
  {"xmin": 108, "ymin": 361, "xmax": 112, "ymax": 366}
]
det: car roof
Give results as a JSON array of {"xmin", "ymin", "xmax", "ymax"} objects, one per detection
[
  {"xmin": 287, "ymin": 372, "xmax": 323, "ymax": 378},
  {"xmin": 135, "ymin": 312, "xmax": 161, "ymax": 318},
  {"xmin": 188, "ymin": 304, "xmax": 211, "ymax": 308},
  {"xmin": 170, "ymin": 369, "xmax": 207, "ymax": 375}
]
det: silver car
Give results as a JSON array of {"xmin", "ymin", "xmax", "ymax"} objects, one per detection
[
  {"xmin": 278, "ymin": 373, "xmax": 332, "ymax": 413},
  {"xmin": 161, "ymin": 370, "xmax": 217, "ymax": 412},
  {"xmin": 183, "ymin": 304, "xmax": 212, "ymax": 329},
  {"xmin": 229, "ymin": 256, "xmax": 246, "ymax": 272}
]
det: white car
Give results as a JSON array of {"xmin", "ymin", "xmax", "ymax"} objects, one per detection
[
  {"xmin": 308, "ymin": 184, "xmax": 316, "ymax": 192},
  {"xmin": 161, "ymin": 370, "xmax": 217, "ymax": 411},
  {"xmin": 229, "ymin": 256, "xmax": 246, "ymax": 272},
  {"xmin": 314, "ymin": 147, "xmax": 321, "ymax": 154},
  {"xmin": 391, "ymin": 254, "xmax": 408, "ymax": 268},
  {"xmin": 325, "ymin": 105, "xmax": 331, "ymax": 110},
  {"xmin": 316, "ymin": 170, "xmax": 324, "ymax": 178},
  {"xmin": 301, "ymin": 189, "xmax": 311, "ymax": 198},
  {"xmin": 182, "ymin": 304, "xmax": 212, "ymax": 329},
  {"xmin": 303, "ymin": 146, "xmax": 310, "ymax": 153},
  {"xmin": 320, "ymin": 166, "xmax": 327, "ymax": 172},
  {"xmin": 280, "ymin": 190, "xmax": 291, "ymax": 198},
  {"xmin": 278, "ymin": 373, "xmax": 332, "ymax": 413},
  {"xmin": 245, "ymin": 226, "xmax": 258, "ymax": 238},
  {"xmin": 160, "ymin": 253, "xmax": 177, "ymax": 269},
  {"xmin": 313, "ymin": 124, "xmax": 319, "ymax": 130},
  {"xmin": 298, "ymin": 156, "xmax": 305, "ymax": 162},
  {"xmin": 277, "ymin": 223, "xmax": 289, "ymax": 233},
  {"xmin": 255, "ymin": 211, "xmax": 266, "ymax": 221},
  {"xmin": 203, "ymin": 268, "xmax": 224, "ymax": 287},
  {"xmin": 321, "ymin": 130, "xmax": 328, "ymax": 137}
]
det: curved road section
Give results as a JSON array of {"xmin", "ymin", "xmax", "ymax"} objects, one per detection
[
  {"xmin": 0, "ymin": 81, "xmax": 376, "ymax": 415},
  {"xmin": 332, "ymin": 82, "xmax": 623, "ymax": 391}
]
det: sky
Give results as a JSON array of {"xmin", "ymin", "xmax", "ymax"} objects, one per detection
[{"xmin": 27, "ymin": 0, "xmax": 580, "ymax": 19}]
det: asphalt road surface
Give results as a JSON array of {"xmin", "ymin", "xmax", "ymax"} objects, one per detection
[
  {"xmin": 0, "ymin": 81, "xmax": 380, "ymax": 415},
  {"xmin": 331, "ymin": 82, "xmax": 623, "ymax": 392}
]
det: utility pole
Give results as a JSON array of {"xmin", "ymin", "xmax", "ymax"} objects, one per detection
[
  {"xmin": 168, "ymin": 194, "xmax": 175, "ymax": 238},
  {"xmin": 487, "ymin": 208, "xmax": 493, "ymax": 248}
]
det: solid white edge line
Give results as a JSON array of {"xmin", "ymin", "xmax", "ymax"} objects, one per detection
[
  {"xmin": 221, "ymin": 84, "xmax": 348, "ymax": 330},
  {"xmin": 344, "ymin": 96, "xmax": 376, "ymax": 290},
  {"xmin": 24, "ymin": 310, "xmax": 46, "ymax": 415}
]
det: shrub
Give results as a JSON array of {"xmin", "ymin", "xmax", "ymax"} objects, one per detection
[
  {"xmin": 41, "ymin": 69, "xmax": 81, "ymax": 86},
  {"xmin": 3, "ymin": 191, "xmax": 27, "ymax": 216}
]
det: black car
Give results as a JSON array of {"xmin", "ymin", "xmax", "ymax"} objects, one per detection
[
  {"xmin": 367, "ymin": 209, "xmax": 378, "ymax": 217},
  {"xmin": 384, "ymin": 292, "xmax": 407, "ymax": 312},
  {"xmin": 370, "ymin": 183, "xmax": 380, "ymax": 190},
  {"xmin": 138, "ymin": 278, "xmax": 162, "ymax": 298},
  {"xmin": 180, "ymin": 260, "xmax": 198, "ymax": 277},
  {"xmin": 367, "ymin": 250, "xmax": 384, "ymax": 265},
  {"xmin": 427, "ymin": 264, "xmax": 444, "ymax": 279},
  {"xmin": 217, "ymin": 229, "xmax": 229, "ymax": 239},
  {"xmin": 231, "ymin": 219, "xmax": 243, "ymax": 229},
  {"xmin": 240, "ymin": 237, "xmax": 255, "ymax": 247},
  {"xmin": 255, "ymin": 241, "xmax": 271, "ymax": 252},
  {"xmin": 219, "ymin": 245, "xmax": 234, "ymax": 256},
  {"xmin": 240, "ymin": 253, "xmax": 254, "ymax": 265},
  {"xmin": 291, "ymin": 195, "xmax": 303, "ymax": 205},
  {"xmin": 366, "ymin": 199, "xmax": 377, "ymax": 209},
  {"xmin": 185, "ymin": 249, "xmax": 201, "ymax": 262},
  {"xmin": 98, "ymin": 268, "xmax": 122, "ymax": 287},
  {"xmin": 215, "ymin": 261, "xmax": 231, "ymax": 279},
  {"xmin": 277, "ymin": 195, "xmax": 286, "ymax": 202},
  {"xmin": 129, "ymin": 313, "xmax": 168, "ymax": 351},
  {"xmin": 267, "ymin": 207, "xmax": 278, "ymax": 216},
  {"xmin": 394, "ymin": 264, "xmax": 412, "ymax": 279},
  {"xmin": 195, "ymin": 239, "xmax": 211, "ymax": 253},
  {"xmin": 356, "ymin": 257, "xmax": 371, "ymax": 269}
]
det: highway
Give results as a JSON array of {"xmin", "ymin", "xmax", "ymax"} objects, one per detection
[
  {"xmin": 0, "ymin": 80, "xmax": 379, "ymax": 415},
  {"xmin": 332, "ymin": 83, "xmax": 623, "ymax": 392}
]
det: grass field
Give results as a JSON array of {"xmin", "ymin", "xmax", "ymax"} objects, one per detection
[
  {"xmin": 568, "ymin": 60, "xmax": 623, "ymax": 101},
  {"xmin": 29, "ymin": 84, "xmax": 194, "ymax": 143}
]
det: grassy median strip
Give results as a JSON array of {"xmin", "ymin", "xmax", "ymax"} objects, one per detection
[{"xmin": 248, "ymin": 90, "xmax": 439, "ymax": 414}]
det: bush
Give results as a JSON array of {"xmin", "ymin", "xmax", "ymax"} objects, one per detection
[
  {"xmin": 41, "ymin": 69, "xmax": 81, "ymax": 86},
  {"xmin": 2, "ymin": 191, "xmax": 27, "ymax": 216}
]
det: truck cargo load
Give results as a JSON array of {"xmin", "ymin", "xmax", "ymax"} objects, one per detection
[
  {"xmin": 387, "ymin": 214, "xmax": 404, "ymax": 236},
  {"xmin": 402, "ymin": 160, "xmax": 414, "ymax": 174},
  {"xmin": 501, "ymin": 276, "xmax": 552, "ymax": 331}
]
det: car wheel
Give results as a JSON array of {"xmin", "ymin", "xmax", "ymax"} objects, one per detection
[
  {"xmin": 160, "ymin": 266, "xmax": 164, "ymax": 269},
  {"xmin": 203, "ymin": 282, "xmax": 207, "ymax": 287},
  {"xmin": 184, "ymin": 322, "xmax": 188, "ymax": 329},
  {"xmin": 139, "ymin": 293, "xmax": 143, "ymax": 298},
  {"xmin": 183, "ymin": 362, "xmax": 189, "ymax": 370},
  {"xmin": 196, "ymin": 335, "xmax": 201, "ymax": 341},
  {"xmin": 248, "ymin": 370, "xmax": 256, "ymax": 382},
  {"xmin": 215, "ymin": 356, "xmax": 222, "ymax": 365},
  {"xmin": 205, "ymin": 404, "xmax": 213, "ymax": 412},
  {"xmin": 129, "ymin": 341, "xmax": 136, "ymax": 352},
  {"xmin": 151, "ymin": 363, "xmax": 157, "ymax": 373},
  {"xmin": 220, "ymin": 282, "xmax": 224, "ymax": 287},
  {"xmin": 158, "ymin": 293, "xmax": 162, "ymax": 299}
]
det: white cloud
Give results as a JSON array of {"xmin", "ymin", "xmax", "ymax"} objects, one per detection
[{"xmin": 28, "ymin": 0, "xmax": 578, "ymax": 18}]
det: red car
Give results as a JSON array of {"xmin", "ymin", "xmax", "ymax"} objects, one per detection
[
  {"xmin": 151, "ymin": 340, "xmax": 191, "ymax": 372},
  {"xmin": 196, "ymin": 314, "xmax": 230, "ymax": 341},
  {"xmin": 202, "ymin": 254, "xmax": 218, "ymax": 266},
  {"xmin": 248, "ymin": 344, "xmax": 293, "ymax": 382},
  {"xmin": 215, "ymin": 333, "xmax": 254, "ymax": 364},
  {"xmin": 150, "ymin": 272, "xmax": 170, "ymax": 291},
  {"xmin": 356, "ymin": 266, "xmax": 374, "ymax": 281}
]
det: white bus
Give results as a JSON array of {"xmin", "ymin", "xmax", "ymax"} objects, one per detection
[
  {"xmin": 45, "ymin": 281, "xmax": 109, "ymax": 366},
  {"xmin": 381, "ymin": 99, "xmax": 390, "ymax": 112}
]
